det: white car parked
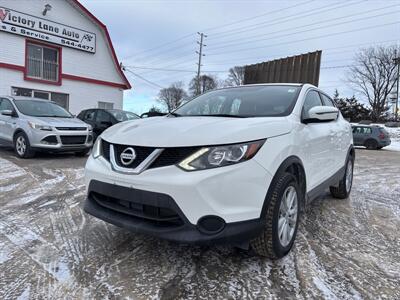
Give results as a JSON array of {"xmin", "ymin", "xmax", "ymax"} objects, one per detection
[{"xmin": 84, "ymin": 84, "xmax": 354, "ymax": 258}]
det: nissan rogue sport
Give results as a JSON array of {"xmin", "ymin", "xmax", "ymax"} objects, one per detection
[{"xmin": 84, "ymin": 84, "xmax": 354, "ymax": 258}]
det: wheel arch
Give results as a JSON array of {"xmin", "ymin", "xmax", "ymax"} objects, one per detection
[
  {"xmin": 261, "ymin": 156, "xmax": 307, "ymax": 218},
  {"xmin": 13, "ymin": 128, "xmax": 28, "ymax": 142}
]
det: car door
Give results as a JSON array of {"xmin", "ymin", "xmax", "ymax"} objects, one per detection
[
  {"xmin": 297, "ymin": 90, "xmax": 336, "ymax": 190},
  {"xmin": 352, "ymin": 126, "xmax": 363, "ymax": 146},
  {"xmin": 319, "ymin": 92, "xmax": 347, "ymax": 172},
  {"xmin": 0, "ymin": 98, "xmax": 17, "ymax": 142}
]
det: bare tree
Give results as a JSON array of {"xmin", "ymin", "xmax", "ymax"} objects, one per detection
[
  {"xmin": 189, "ymin": 74, "xmax": 218, "ymax": 96},
  {"xmin": 225, "ymin": 66, "xmax": 245, "ymax": 86},
  {"xmin": 348, "ymin": 46, "xmax": 399, "ymax": 121},
  {"xmin": 157, "ymin": 82, "xmax": 187, "ymax": 112}
]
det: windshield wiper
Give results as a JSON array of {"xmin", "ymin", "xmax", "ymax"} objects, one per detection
[
  {"xmin": 41, "ymin": 115, "xmax": 72, "ymax": 118},
  {"xmin": 168, "ymin": 112, "xmax": 181, "ymax": 117},
  {"xmin": 200, "ymin": 114, "xmax": 249, "ymax": 118}
]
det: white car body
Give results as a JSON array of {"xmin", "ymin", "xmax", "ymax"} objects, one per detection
[{"xmin": 84, "ymin": 84, "xmax": 354, "ymax": 255}]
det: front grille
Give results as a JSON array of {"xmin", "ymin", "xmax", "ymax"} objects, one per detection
[
  {"xmin": 60, "ymin": 135, "xmax": 86, "ymax": 145},
  {"xmin": 56, "ymin": 127, "xmax": 87, "ymax": 131},
  {"xmin": 149, "ymin": 147, "xmax": 199, "ymax": 169},
  {"xmin": 91, "ymin": 192, "xmax": 184, "ymax": 227},
  {"xmin": 113, "ymin": 143, "xmax": 155, "ymax": 168},
  {"xmin": 101, "ymin": 140, "xmax": 200, "ymax": 170}
]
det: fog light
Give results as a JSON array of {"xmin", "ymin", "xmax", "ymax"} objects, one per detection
[{"xmin": 197, "ymin": 215, "xmax": 225, "ymax": 234}]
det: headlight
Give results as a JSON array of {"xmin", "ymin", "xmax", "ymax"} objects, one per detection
[
  {"xmin": 28, "ymin": 121, "xmax": 52, "ymax": 131},
  {"xmin": 92, "ymin": 137, "xmax": 102, "ymax": 158},
  {"xmin": 178, "ymin": 140, "xmax": 265, "ymax": 171}
]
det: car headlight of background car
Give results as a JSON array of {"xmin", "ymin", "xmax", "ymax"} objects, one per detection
[
  {"xmin": 28, "ymin": 121, "xmax": 53, "ymax": 131},
  {"xmin": 178, "ymin": 140, "xmax": 265, "ymax": 171}
]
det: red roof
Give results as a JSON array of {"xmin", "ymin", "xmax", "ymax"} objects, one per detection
[{"xmin": 69, "ymin": 0, "xmax": 131, "ymax": 89}]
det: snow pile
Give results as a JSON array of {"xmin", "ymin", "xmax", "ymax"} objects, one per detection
[{"xmin": 383, "ymin": 126, "xmax": 400, "ymax": 152}]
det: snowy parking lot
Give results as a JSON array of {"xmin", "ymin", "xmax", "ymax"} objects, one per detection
[{"xmin": 0, "ymin": 147, "xmax": 399, "ymax": 299}]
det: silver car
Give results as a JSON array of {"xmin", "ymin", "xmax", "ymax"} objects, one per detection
[{"xmin": 0, "ymin": 96, "xmax": 93, "ymax": 158}]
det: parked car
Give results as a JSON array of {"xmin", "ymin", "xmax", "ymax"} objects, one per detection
[
  {"xmin": 84, "ymin": 84, "xmax": 354, "ymax": 258},
  {"xmin": 0, "ymin": 96, "xmax": 93, "ymax": 158},
  {"xmin": 78, "ymin": 109, "xmax": 139, "ymax": 140},
  {"xmin": 140, "ymin": 111, "xmax": 167, "ymax": 118},
  {"xmin": 351, "ymin": 125, "xmax": 391, "ymax": 149}
]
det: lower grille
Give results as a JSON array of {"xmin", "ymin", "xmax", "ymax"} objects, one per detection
[
  {"xmin": 41, "ymin": 135, "xmax": 58, "ymax": 144},
  {"xmin": 60, "ymin": 135, "xmax": 86, "ymax": 145},
  {"xmin": 91, "ymin": 192, "xmax": 184, "ymax": 227},
  {"xmin": 56, "ymin": 127, "xmax": 87, "ymax": 131}
]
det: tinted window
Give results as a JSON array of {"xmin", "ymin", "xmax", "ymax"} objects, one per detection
[
  {"xmin": 14, "ymin": 100, "xmax": 72, "ymax": 118},
  {"xmin": 174, "ymin": 85, "xmax": 301, "ymax": 117},
  {"xmin": 85, "ymin": 110, "xmax": 96, "ymax": 121},
  {"xmin": 96, "ymin": 110, "xmax": 112, "ymax": 123},
  {"xmin": 354, "ymin": 127, "xmax": 372, "ymax": 134},
  {"xmin": 320, "ymin": 93, "xmax": 335, "ymax": 107},
  {"xmin": 108, "ymin": 110, "xmax": 139, "ymax": 122},
  {"xmin": 302, "ymin": 90, "xmax": 322, "ymax": 119},
  {"xmin": 0, "ymin": 99, "xmax": 14, "ymax": 111}
]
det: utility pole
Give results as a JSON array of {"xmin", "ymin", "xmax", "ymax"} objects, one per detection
[
  {"xmin": 394, "ymin": 49, "xmax": 400, "ymax": 121},
  {"xmin": 196, "ymin": 32, "xmax": 206, "ymax": 95}
]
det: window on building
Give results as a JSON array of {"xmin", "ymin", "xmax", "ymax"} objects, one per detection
[
  {"xmin": 11, "ymin": 87, "xmax": 69, "ymax": 110},
  {"xmin": 26, "ymin": 43, "xmax": 60, "ymax": 82},
  {"xmin": 98, "ymin": 101, "xmax": 114, "ymax": 109}
]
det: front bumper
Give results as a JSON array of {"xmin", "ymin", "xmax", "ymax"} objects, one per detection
[
  {"xmin": 84, "ymin": 154, "xmax": 273, "ymax": 243},
  {"xmin": 84, "ymin": 180, "xmax": 264, "ymax": 244},
  {"xmin": 29, "ymin": 128, "xmax": 93, "ymax": 151}
]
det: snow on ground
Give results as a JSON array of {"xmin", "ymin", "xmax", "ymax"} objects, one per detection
[
  {"xmin": 0, "ymin": 147, "xmax": 399, "ymax": 299},
  {"xmin": 384, "ymin": 126, "xmax": 400, "ymax": 151}
]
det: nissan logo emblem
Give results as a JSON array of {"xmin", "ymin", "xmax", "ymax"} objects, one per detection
[{"xmin": 120, "ymin": 147, "xmax": 136, "ymax": 166}]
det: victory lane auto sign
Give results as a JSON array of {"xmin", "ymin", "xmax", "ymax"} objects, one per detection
[{"xmin": 0, "ymin": 7, "xmax": 96, "ymax": 53}]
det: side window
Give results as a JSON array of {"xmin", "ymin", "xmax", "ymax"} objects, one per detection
[
  {"xmin": 363, "ymin": 127, "xmax": 372, "ymax": 134},
  {"xmin": 0, "ymin": 98, "xmax": 14, "ymax": 111},
  {"xmin": 353, "ymin": 127, "xmax": 362, "ymax": 134},
  {"xmin": 302, "ymin": 90, "xmax": 322, "ymax": 119},
  {"xmin": 320, "ymin": 93, "xmax": 335, "ymax": 107},
  {"xmin": 96, "ymin": 110, "xmax": 111, "ymax": 123},
  {"xmin": 85, "ymin": 110, "xmax": 96, "ymax": 121}
]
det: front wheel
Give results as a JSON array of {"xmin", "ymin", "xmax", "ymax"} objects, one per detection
[
  {"xmin": 251, "ymin": 173, "xmax": 300, "ymax": 259},
  {"xmin": 14, "ymin": 132, "xmax": 35, "ymax": 158},
  {"xmin": 330, "ymin": 156, "xmax": 354, "ymax": 199},
  {"xmin": 365, "ymin": 139, "xmax": 378, "ymax": 150}
]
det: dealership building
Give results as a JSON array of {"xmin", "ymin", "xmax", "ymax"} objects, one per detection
[{"xmin": 0, "ymin": 0, "xmax": 131, "ymax": 114}]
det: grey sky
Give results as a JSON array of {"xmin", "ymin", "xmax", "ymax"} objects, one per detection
[{"xmin": 80, "ymin": 0, "xmax": 400, "ymax": 114}]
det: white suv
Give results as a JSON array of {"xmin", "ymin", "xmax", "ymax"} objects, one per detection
[{"xmin": 84, "ymin": 84, "xmax": 354, "ymax": 258}]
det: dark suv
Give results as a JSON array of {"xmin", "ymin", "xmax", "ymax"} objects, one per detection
[
  {"xmin": 78, "ymin": 109, "xmax": 139, "ymax": 140},
  {"xmin": 352, "ymin": 125, "xmax": 391, "ymax": 149}
]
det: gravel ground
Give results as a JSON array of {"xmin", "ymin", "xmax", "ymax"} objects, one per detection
[{"xmin": 0, "ymin": 147, "xmax": 399, "ymax": 299}]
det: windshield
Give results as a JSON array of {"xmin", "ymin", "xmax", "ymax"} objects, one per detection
[
  {"xmin": 14, "ymin": 100, "xmax": 72, "ymax": 118},
  {"xmin": 174, "ymin": 85, "xmax": 301, "ymax": 117},
  {"xmin": 108, "ymin": 110, "xmax": 139, "ymax": 122}
]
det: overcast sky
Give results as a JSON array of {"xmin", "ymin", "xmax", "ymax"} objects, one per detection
[{"xmin": 80, "ymin": 0, "xmax": 400, "ymax": 114}]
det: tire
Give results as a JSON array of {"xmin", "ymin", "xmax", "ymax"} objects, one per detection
[
  {"xmin": 75, "ymin": 148, "xmax": 91, "ymax": 157},
  {"xmin": 13, "ymin": 132, "xmax": 35, "ymax": 158},
  {"xmin": 365, "ymin": 139, "xmax": 378, "ymax": 150},
  {"xmin": 251, "ymin": 173, "xmax": 301, "ymax": 259},
  {"xmin": 329, "ymin": 155, "xmax": 354, "ymax": 199}
]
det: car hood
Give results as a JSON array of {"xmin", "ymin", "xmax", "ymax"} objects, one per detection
[
  {"xmin": 102, "ymin": 116, "xmax": 292, "ymax": 147},
  {"xmin": 29, "ymin": 116, "xmax": 88, "ymax": 128}
]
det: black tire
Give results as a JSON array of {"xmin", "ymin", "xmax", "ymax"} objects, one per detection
[
  {"xmin": 251, "ymin": 173, "xmax": 301, "ymax": 259},
  {"xmin": 365, "ymin": 139, "xmax": 378, "ymax": 150},
  {"xmin": 75, "ymin": 148, "xmax": 91, "ymax": 157},
  {"xmin": 13, "ymin": 132, "xmax": 35, "ymax": 158},
  {"xmin": 330, "ymin": 155, "xmax": 354, "ymax": 199}
]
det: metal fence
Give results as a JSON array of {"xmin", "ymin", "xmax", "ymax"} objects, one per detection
[
  {"xmin": 244, "ymin": 51, "xmax": 322, "ymax": 86},
  {"xmin": 26, "ymin": 57, "xmax": 59, "ymax": 82}
]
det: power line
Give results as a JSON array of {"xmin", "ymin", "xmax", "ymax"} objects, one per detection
[
  {"xmin": 208, "ymin": 4, "xmax": 399, "ymax": 49},
  {"xmin": 124, "ymin": 68, "xmax": 165, "ymax": 89},
  {"xmin": 207, "ymin": 21, "xmax": 400, "ymax": 56},
  {"xmin": 207, "ymin": 0, "xmax": 363, "ymax": 39}
]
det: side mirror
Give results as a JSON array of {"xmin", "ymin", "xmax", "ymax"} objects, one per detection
[
  {"xmin": 303, "ymin": 106, "xmax": 338, "ymax": 124},
  {"xmin": 1, "ymin": 109, "xmax": 16, "ymax": 117}
]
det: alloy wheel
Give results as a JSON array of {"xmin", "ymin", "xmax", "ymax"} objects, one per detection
[
  {"xmin": 278, "ymin": 185, "xmax": 298, "ymax": 247},
  {"xmin": 16, "ymin": 136, "xmax": 27, "ymax": 156}
]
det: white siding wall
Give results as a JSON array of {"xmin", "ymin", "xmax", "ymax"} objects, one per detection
[
  {"xmin": 0, "ymin": 68, "xmax": 123, "ymax": 114},
  {"xmin": 0, "ymin": 0, "xmax": 125, "ymax": 84}
]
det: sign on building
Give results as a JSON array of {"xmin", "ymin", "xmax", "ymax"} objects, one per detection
[
  {"xmin": 244, "ymin": 51, "xmax": 322, "ymax": 86},
  {"xmin": 0, "ymin": 7, "xmax": 96, "ymax": 53}
]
